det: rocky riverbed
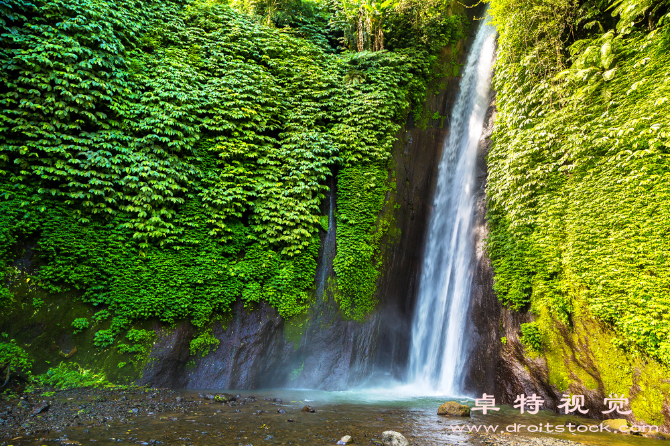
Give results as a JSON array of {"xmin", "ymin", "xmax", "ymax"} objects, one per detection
[
  {"xmin": 0, "ymin": 387, "xmax": 197, "ymax": 442},
  {"xmin": 1, "ymin": 388, "xmax": 666, "ymax": 446}
]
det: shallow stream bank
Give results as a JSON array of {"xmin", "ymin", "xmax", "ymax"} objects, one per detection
[{"xmin": 2, "ymin": 388, "xmax": 668, "ymax": 446}]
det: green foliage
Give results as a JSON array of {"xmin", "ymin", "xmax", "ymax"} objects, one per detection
[
  {"xmin": 520, "ymin": 322, "xmax": 543, "ymax": 352},
  {"xmin": 93, "ymin": 310, "xmax": 111, "ymax": 322},
  {"xmin": 289, "ymin": 361, "xmax": 305, "ymax": 380},
  {"xmin": 117, "ymin": 329, "xmax": 155, "ymax": 355},
  {"xmin": 94, "ymin": 330, "xmax": 115, "ymax": 348},
  {"xmin": 384, "ymin": 0, "xmax": 464, "ymax": 54},
  {"xmin": 72, "ymin": 318, "xmax": 90, "ymax": 334},
  {"xmin": 117, "ymin": 328, "xmax": 156, "ymax": 365},
  {"xmin": 331, "ymin": 0, "xmax": 464, "ymax": 53},
  {"xmin": 32, "ymin": 297, "xmax": 44, "ymax": 310},
  {"xmin": 229, "ymin": 0, "xmax": 335, "ymax": 51},
  {"xmin": 0, "ymin": 287, "xmax": 11, "ymax": 308},
  {"xmin": 189, "ymin": 329, "xmax": 220, "ymax": 357},
  {"xmin": 36, "ymin": 362, "xmax": 110, "ymax": 389},
  {"xmin": 488, "ymin": 0, "xmax": 670, "ymax": 365},
  {"xmin": 0, "ymin": 0, "xmax": 465, "ymax": 340},
  {"xmin": 0, "ymin": 338, "xmax": 33, "ymax": 373}
]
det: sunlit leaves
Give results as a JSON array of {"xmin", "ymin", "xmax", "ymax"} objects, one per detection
[
  {"xmin": 488, "ymin": 0, "xmax": 670, "ymax": 364},
  {"xmin": 0, "ymin": 0, "xmax": 452, "ymax": 333}
]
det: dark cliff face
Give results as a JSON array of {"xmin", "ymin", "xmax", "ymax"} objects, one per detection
[{"xmin": 461, "ymin": 90, "xmax": 500, "ymax": 397}]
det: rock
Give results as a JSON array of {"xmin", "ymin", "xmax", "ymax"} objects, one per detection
[
  {"xmin": 31, "ymin": 401, "xmax": 50, "ymax": 417},
  {"xmin": 381, "ymin": 431, "xmax": 409, "ymax": 446},
  {"xmin": 301, "ymin": 405, "xmax": 316, "ymax": 413},
  {"xmin": 17, "ymin": 400, "xmax": 31, "ymax": 410},
  {"xmin": 214, "ymin": 393, "xmax": 236, "ymax": 402},
  {"xmin": 437, "ymin": 401, "xmax": 470, "ymax": 417},
  {"xmin": 336, "ymin": 435, "xmax": 354, "ymax": 444},
  {"xmin": 203, "ymin": 394, "xmax": 215, "ymax": 400},
  {"xmin": 643, "ymin": 431, "xmax": 670, "ymax": 440},
  {"xmin": 277, "ymin": 409, "xmax": 286, "ymax": 414},
  {"xmin": 564, "ymin": 419, "xmax": 584, "ymax": 427},
  {"xmin": 602, "ymin": 419, "xmax": 629, "ymax": 432},
  {"xmin": 274, "ymin": 398, "xmax": 282, "ymax": 403}
]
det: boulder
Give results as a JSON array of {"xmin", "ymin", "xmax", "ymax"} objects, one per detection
[
  {"xmin": 336, "ymin": 435, "xmax": 353, "ymax": 444},
  {"xmin": 437, "ymin": 401, "xmax": 470, "ymax": 417},
  {"xmin": 381, "ymin": 431, "xmax": 409, "ymax": 446},
  {"xmin": 213, "ymin": 393, "xmax": 236, "ymax": 402},
  {"xmin": 31, "ymin": 401, "xmax": 50, "ymax": 417},
  {"xmin": 602, "ymin": 419, "xmax": 629, "ymax": 432}
]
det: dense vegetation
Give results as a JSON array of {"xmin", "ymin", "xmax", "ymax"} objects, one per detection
[
  {"xmin": 0, "ymin": 0, "xmax": 465, "ymax": 360},
  {"xmin": 488, "ymin": 0, "xmax": 670, "ymax": 367}
]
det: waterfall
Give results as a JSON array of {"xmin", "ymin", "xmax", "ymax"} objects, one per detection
[{"xmin": 407, "ymin": 14, "xmax": 496, "ymax": 396}]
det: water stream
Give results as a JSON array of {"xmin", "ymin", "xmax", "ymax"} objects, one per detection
[{"xmin": 407, "ymin": 13, "xmax": 497, "ymax": 396}]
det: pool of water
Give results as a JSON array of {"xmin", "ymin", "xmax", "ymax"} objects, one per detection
[{"xmin": 11, "ymin": 388, "xmax": 665, "ymax": 446}]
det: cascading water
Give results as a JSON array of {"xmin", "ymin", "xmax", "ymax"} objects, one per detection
[{"xmin": 407, "ymin": 13, "xmax": 496, "ymax": 396}]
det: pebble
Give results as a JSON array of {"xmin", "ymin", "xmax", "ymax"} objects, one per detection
[{"xmin": 337, "ymin": 434, "xmax": 354, "ymax": 444}]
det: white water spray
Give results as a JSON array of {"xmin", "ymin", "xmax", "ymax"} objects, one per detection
[{"xmin": 407, "ymin": 14, "xmax": 496, "ymax": 396}]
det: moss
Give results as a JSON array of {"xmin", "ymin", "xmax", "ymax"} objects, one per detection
[
  {"xmin": 284, "ymin": 312, "xmax": 309, "ymax": 349},
  {"xmin": 631, "ymin": 362, "xmax": 670, "ymax": 426},
  {"xmin": 0, "ymin": 279, "xmax": 151, "ymax": 385},
  {"xmin": 213, "ymin": 312, "xmax": 233, "ymax": 332},
  {"xmin": 537, "ymin": 300, "xmax": 670, "ymax": 425},
  {"xmin": 189, "ymin": 329, "xmax": 220, "ymax": 357}
]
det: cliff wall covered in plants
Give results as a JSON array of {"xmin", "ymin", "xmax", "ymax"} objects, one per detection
[
  {"xmin": 0, "ymin": 0, "xmax": 476, "ymax": 388},
  {"xmin": 486, "ymin": 0, "xmax": 670, "ymax": 428}
]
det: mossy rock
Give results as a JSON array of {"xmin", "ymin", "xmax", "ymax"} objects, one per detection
[
  {"xmin": 602, "ymin": 419, "xmax": 629, "ymax": 432},
  {"xmin": 437, "ymin": 401, "xmax": 471, "ymax": 417}
]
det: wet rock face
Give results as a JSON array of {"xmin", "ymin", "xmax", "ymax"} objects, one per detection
[
  {"xmin": 139, "ymin": 300, "xmax": 290, "ymax": 389},
  {"xmin": 461, "ymin": 90, "xmax": 499, "ymax": 397}
]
